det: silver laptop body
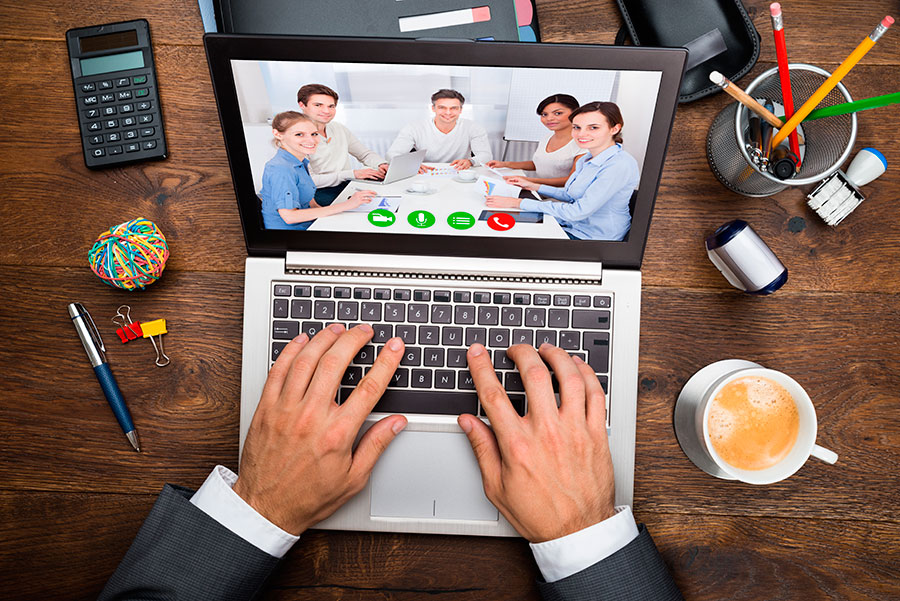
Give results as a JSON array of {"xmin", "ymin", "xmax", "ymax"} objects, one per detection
[{"xmin": 352, "ymin": 149, "xmax": 426, "ymax": 185}]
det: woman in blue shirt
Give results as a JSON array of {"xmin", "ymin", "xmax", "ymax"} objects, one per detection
[
  {"xmin": 259, "ymin": 111, "xmax": 376, "ymax": 230},
  {"xmin": 485, "ymin": 102, "xmax": 639, "ymax": 241}
]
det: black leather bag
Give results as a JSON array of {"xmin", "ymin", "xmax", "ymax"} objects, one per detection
[{"xmin": 615, "ymin": 0, "xmax": 760, "ymax": 103}]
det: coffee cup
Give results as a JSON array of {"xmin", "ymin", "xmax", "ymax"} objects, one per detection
[
  {"xmin": 457, "ymin": 169, "xmax": 477, "ymax": 182},
  {"xmin": 674, "ymin": 359, "xmax": 837, "ymax": 484},
  {"xmin": 409, "ymin": 182, "xmax": 427, "ymax": 193}
]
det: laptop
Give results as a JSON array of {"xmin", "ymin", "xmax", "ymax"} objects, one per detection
[
  {"xmin": 352, "ymin": 148, "xmax": 426, "ymax": 185},
  {"xmin": 205, "ymin": 34, "xmax": 686, "ymax": 537}
]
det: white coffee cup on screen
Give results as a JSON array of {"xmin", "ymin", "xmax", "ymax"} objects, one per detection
[
  {"xmin": 457, "ymin": 169, "xmax": 477, "ymax": 182},
  {"xmin": 674, "ymin": 360, "xmax": 838, "ymax": 484},
  {"xmin": 409, "ymin": 182, "xmax": 427, "ymax": 193}
]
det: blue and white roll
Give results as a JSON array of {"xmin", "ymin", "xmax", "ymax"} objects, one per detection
[{"xmin": 705, "ymin": 220, "xmax": 787, "ymax": 295}]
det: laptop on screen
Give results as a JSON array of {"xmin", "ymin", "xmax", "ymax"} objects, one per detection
[{"xmin": 204, "ymin": 34, "xmax": 686, "ymax": 537}]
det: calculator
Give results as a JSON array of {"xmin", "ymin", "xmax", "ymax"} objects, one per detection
[{"xmin": 66, "ymin": 20, "xmax": 167, "ymax": 169}]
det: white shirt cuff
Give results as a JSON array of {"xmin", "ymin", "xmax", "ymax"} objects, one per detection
[
  {"xmin": 189, "ymin": 465, "xmax": 300, "ymax": 558},
  {"xmin": 529, "ymin": 506, "xmax": 639, "ymax": 583}
]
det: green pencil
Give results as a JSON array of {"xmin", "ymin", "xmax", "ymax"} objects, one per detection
[{"xmin": 778, "ymin": 91, "xmax": 900, "ymax": 122}]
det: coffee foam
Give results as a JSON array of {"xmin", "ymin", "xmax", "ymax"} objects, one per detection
[{"xmin": 708, "ymin": 376, "xmax": 800, "ymax": 471}]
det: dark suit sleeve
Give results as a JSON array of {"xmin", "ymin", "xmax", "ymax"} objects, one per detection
[
  {"xmin": 537, "ymin": 524, "xmax": 684, "ymax": 601},
  {"xmin": 98, "ymin": 484, "xmax": 281, "ymax": 601}
]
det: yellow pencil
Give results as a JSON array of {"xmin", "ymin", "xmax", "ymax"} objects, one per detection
[{"xmin": 772, "ymin": 15, "xmax": 894, "ymax": 149}]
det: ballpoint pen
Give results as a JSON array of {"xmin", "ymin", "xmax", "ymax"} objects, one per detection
[{"xmin": 67, "ymin": 302, "xmax": 141, "ymax": 452}]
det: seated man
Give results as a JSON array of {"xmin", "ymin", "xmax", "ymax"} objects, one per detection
[
  {"xmin": 98, "ymin": 326, "xmax": 684, "ymax": 601},
  {"xmin": 297, "ymin": 83, "xmax": 389, "ymax": 205},
  {"xmin": 386, "ymin": 89, "xmax": 492, "ymax": 171}
]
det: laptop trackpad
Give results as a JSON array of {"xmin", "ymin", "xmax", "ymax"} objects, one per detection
[{"xmin": 370, "ymin": 430, "xmax": 499, "ymax": 521}]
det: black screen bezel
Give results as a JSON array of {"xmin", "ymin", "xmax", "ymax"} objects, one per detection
[{"xmin": 204, "ymin": 34, "xmax": 686, "ymax": 269}]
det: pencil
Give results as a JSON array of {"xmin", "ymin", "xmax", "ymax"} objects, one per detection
[
  {"xmin": 770, "ymin": 3, "xmax": 801, "ymax": 165},
  {"xmin": 709, "ymin": 71, "xmax": 805, "ymax": 144},
  {"xmin": 772, "ymin": 15, "xmax": 894, "ymax": 149},
  {"xmin": 784, "ymin": 91, "xmax": 900, "ymax": 121}
]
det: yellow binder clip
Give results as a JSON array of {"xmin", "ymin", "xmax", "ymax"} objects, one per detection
[{"xmin": 141, "ymin": 318, "xmax": 170, "ymax": 367}]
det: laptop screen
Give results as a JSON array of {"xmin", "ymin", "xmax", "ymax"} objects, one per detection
[{"xmin": 205, "ymin": 36, "xmax": 686, "ymax": 268}]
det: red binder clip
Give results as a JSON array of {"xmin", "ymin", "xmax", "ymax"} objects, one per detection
[{"xmin": 115, "ymin": 321, "xmax": 143, "ymax": 343}]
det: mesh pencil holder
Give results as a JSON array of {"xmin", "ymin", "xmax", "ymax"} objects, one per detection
[{"xmin": 706, "ymin": 64, "xmax": 857, "ymax": 197}]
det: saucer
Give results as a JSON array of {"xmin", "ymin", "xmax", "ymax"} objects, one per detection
[
  {"xmin": 453, "ymin": 176, "xmax": 478, "ymax": 184},
  {"xmin": 405, "ymin": 187, "xmax": 437, "ymax": 195}
]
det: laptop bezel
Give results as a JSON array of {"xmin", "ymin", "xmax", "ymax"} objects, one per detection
[{"xmin": 204, "ymin": 34, "xmax": 686, "ymax": 269}]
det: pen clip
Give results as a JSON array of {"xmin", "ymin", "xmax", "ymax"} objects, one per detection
[{"xmin": 76, "ymin": 302, "xmax": 106, "ymax": 353}]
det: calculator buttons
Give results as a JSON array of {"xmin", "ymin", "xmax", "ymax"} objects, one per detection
[
  {"xmin": 125, "ymin": 143, "xmax": 140, "ymax": 153},
  {"xmin": 100, "ymin": 93, "xmax": 115, "ymax": 103},
  {"xmin": 91, "ymin": 148, "xmax": 106, "ymax": 157},
  {"xmin": 124, "ymin": 130, "xmax": 138, "ymax": 140},
  {"xmin": 115, "ymin": 78, "xmax": 130, "ymax": 87},
  {"xmin": 81, "ymin": 83, "xmax": 96, "ymax": 92},
  {"xmin": 104, "ymin": 119, "xmax": 119, "ymax": 129},
  {"xmin": 122, "ymin": 116, "xmax": 137, "ymax": 126},
  {"xmin": 88, "ymin": 135, "xmax": 103, "ymax": 145},
  {"xmin": 102, "ymin": 106, "xmax": 117, "ymax": 116},
  {"xmin": 87, "ymin": 121, "xmax": 102, "ymax": 131},
  {"xmin": 83, "ymin": 95, "xmax": 98, "ymax": 105},
  {"xmin": 132, "ymin": 74, "xmax": 147, "ymax": 85},
  {"xmin": 106, "ymin": 132, "xmax": 122, "ymax": 142},
  {"xmin": 138, "ymin": 114, "xmax": 153, "ymax": 124},
  {"xmin": 142, "ymin": 140, "xmax": 157, "ymax": 150},
  {"xmin": 108, "ymin": 145, "xmax": 123, "ymax": 155},
  {"xmin": 98, "ymin": 80, "xmax": 114, "ymax": 90},
  {"xmin": 134, "ymin": 88, "xmax": 149, "ymax": 98},
  {"xmin": 117, "ymin": 90, "xmax": 132, "ymax": 101},
  {"xmin": 140, "ymin": 127, "xmax": 155, "ymax": 137},
  {"xmin": 120, "ymin": 103, "xmax": 134, "ymax": 113},
  {"xmin": 136, "ymin": 101, "xmax": 151, "ymax": 111},
  {"xmin": 84, "ymin": 108, "xmax": 100, "ymax": 119}
]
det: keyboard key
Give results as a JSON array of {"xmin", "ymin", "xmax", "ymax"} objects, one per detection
[
  {"xmin": 570, "ymin": 351, "xmax": 587, "ymax": 363},
  {"xmin": 338, "ymin": 301, "xmax": 358, "ymax": 321},
  {"xmin": 473, "ymin": 292, "xmax": 491, "ymax": 303},
  {"xmin": 124, "ymin": 142, "xmax": 140, "ymax": 153},
  {"xmin": 513, "ymin": 293, "xmax": 531, "ymax": 305},
  {"xmin": 363, "ymin": 388, "xmax": 478, "ymax": 415},
  {"xmin": 512, "ymin": 329, "xmax": 533, "ymax": 345},
  {"xmin": 360, "ymin": 302, "xmax": 382, "ymax": 322},
  {"xmin": 388, "ymin": 368, "xmax": 409, "ymax": 388},
  {"xmin": 493, "ymin": 292, "xmax": 511, "ymax": 304},
  {"xmin": 434, "ymin": 290, "xmax": 451, "ymax": 302},
  {"xmin": 294, "ymin": 285, "xmax": 311, "ymax": 297},
  {"xmin": 454, "ymin": 305, "xmax": 476, "ymax": 325},
  {"xmin": 501, "ymin": 307, "xmax": 523, "ymax": 326},
  {"xmin": 353, "ymin": 287, "xmax": 371, "ymax": 299},
  {"xmin": 314, "ymin": 300, "xmax": 335, "ymax": 320},
  {"xmin": 504, "ymin": 372, "xmax": 525, "ymax": 392},
  {"xmin": 272, "ymin": 341, "xmax": 288, "ymax": 361},
  {"xmin": 598, "ymin": 375, "xmax": 608, "ymax": 395},
  {"xmin": 91, "ymin": 148, "xmax": 105, "ymax": 157},
  {"xmin": 572, "ymin": 310, "xmax": 610, "ymax": 330},
  {"xmin": 334, "ymin": 287, "xmax": 351, "ymax": 298},
  {"xmin": 477, "ymin": 306, "xmax": 499, "ymax": 325},
  {"xmin": 413, "ymin": 289, "xmax": 431, "ymax": 301},
  {"xmin": 394, "ymin": 289, "xmax": 411, "ymax": 300},
  {"xmin": 508, "ymin": 394, "xmax": 527, "ymax": 417},
  {"xmin": 138, "ymin": 114, "xmax": 153, "ymax": 124},
  {"xmin": 411, "ymin": 369, "xmax": 433, "ymax": 388},
  {"xmin": 534, "ymin": 294, "xmax": 551, "ymax": 306},
  {"xmin": 560, "ymin": 331, "xmax": 580, "ymax": 350},
  {"xmin": 274, "ymin": 284, "xmax": 292, "ymax": 296},
  {"xmin": 342, "ymin": 366, "xmax": 363, "ymax": 386},
  {"xmin": 418, "ymin": 326, "xmax": 439, "ymax": 345},
  {"xmin": 374, "ymin": 288, "xmax": 391, "ymax": 300},
  {"xmin": 441, "ymin": 326, "xmax": 463, "ymax": 346},
  {"xmin": 273, "ymin": 320, "xmax": 299, "ymax": 340},
  {"xmin": 384, "ymin": 303, "xmax": 405, "ymax": 322},
  {"xmin": 423, "ymin": 348, "xmax": 445, "ymax": 367},
  {"xmin": 454, "ymin": 291, "xmax": 471, "ymax": 302},
  {"xmin": 354, "ymin": 345, "xmax": 376, "ymax": 365},
  {"xmin": 108, "ymin": 145, "xmax": 123, "ymax": 155},
  {"xmin": 431, "ymin": 305, "xmax": 452, "ymax": 324},
  {"xmin": 396, "ymin": 325, "xmax": 416, "ymax": 344},
  {"xmin": 291, "ymin": 299, "xmax": 311, "ymax": 319},
  {"xmin": 493, "ymin": 350, "xmax": 514, "ymax": 369},
  {"xmin": 574, "ymin": 295, "xmax": 591, "ymax": 307},
  {"xmin": 465, "ymin": 328, "xmax": 487, "ymax": 346},
  {"xmin": 372, "ymin": 324, "xmax": 392, "ymax": 343},
  {"xmin": 548, "ymin": 309, "xmax": 569, "ymax": 328},
  {"xmin": 314, "ymin": 286, "xmax": 331, "ymax": 298},
  {"xmin": 554, "ymin": 295, "xmax": 571, "ymax": 306},
  {"xmin": 408, "ymin": 303, "xmax": 428, "ymax": 323},
  {"xmin": 302, "ymin": 321, "xmax": 324, "ymax": 337},
  {"xmin": 535, "ymin": 330, "xmax": 557, "ymax": 346},
  {"xmin": 593, "ymin": 296, "xmax": 612, "ymax": 308},
  {"xmin": 583, "ymin": 332, "xmax": 610, "ymax": 373},
  {"xmin": 458, "ymin": 371, "xmax": 476, "ymax": 390},
  {"xmin": 435, "ymin": 370, "xmax": 455, "ymax": 389},
  {"xmin": 273, "ymin": 298, "xmax": 288, "ymax": 318},
  {"xmin": 400, "ymin": 347, "xmax": 421, "ymax": 366},
  {"xmin": 488, "ymin": 328, "xmax": 510, "ymax": 348},
  {"xmin": 525, "ymin": 308, "xmax": 546, "ymax": 327},
  {"xmin": 447, "ymin": 349, "xmax": 468, "ymax": 368}
]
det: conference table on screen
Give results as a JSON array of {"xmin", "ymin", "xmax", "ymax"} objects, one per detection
[{"xmin": 307, "ymin": 164, "xmax": 568, "ymax": 238}]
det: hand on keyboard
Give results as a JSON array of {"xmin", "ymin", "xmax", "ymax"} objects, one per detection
[
  {"xmin": 234, "ymin": 323, "xmax": 408, "ymax": 535},
  {"xmin": 457, "ymin": 343, "xmax": 615, "ymax": 543}
]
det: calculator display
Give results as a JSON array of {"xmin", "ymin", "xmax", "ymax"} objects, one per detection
[
  {"xmin": 79, "ymin": 30, "xmax": 138, "ymax": 53},
  {"xmin": 80, "ymin": 50, "xmax": 145, "ymax": 77}
]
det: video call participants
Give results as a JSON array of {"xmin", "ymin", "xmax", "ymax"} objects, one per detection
[
  {"xmin": 259, "ymin": 111, "xmax": 377, "ymax": 230},
  {"xmin": 386, "ymin": 89, "xmax": 493, "ymax": 172},
  {"xmin": 296, "ymin": 84, "xmax": 389, "ymax": 205},
  {"xmin": 487, "ymin": 94, "xmax": 585, "ymax": 187},
  {"xmin": 486, "ymin": 101, "xmax": 639, "ymax": 241}
]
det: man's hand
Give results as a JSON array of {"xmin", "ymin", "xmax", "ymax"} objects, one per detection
[
  {"xmin": 450, "ymin": 159, "xmax": 473, "ymax": 170},
  {"xmin": 233, "ymin": 325, "xmax": 407, "ymax": 535},
  {"xmin": 458, "ymin": 343, "xmax": 615, "ymax": 543},
  {"xmin": 354, "ymin": 168, "xmax": 384, "ymax": 180}
]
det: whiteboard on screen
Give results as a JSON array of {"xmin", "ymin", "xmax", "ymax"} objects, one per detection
[{"xmin": 503, "ymin": 69, "xmax": 618, "ymax": 142}]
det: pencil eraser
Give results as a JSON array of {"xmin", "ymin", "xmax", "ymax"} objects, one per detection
[
  {"xmin": 709, "ymin": 71, "xmax": 724, "ymax": 85},
  {"xmin": 770, "ymin": 3, "xmax": 781, "ymax": 17},
  {"xmin": 472, "ymin": 6, "xmax": 491, "ymax": 23}
]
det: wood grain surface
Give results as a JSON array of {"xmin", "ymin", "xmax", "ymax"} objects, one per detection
[{"xmin": 1, "ymin": 0, "xmax": 899, "ymax": 599}]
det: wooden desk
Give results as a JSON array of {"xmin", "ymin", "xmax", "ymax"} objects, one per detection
[{"xmin": 1, "ymin": 1, "xmax": 898, "ymax": 599}]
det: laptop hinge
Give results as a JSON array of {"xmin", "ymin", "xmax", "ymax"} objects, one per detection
[{"xmin": 284, "ymin": 252, "xmax": 603, "ymax": 285}]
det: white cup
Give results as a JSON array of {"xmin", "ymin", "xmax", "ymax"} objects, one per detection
[
  {"xmin": 674, "ymin": 359, "xmax": 838, "ymax": 484},
  {"xmin": 410, "ymin": 182, "xmax": 427, "ymax": 193},
  {"xmin": 457, "ymin": 169, "xmax": 477, "ymax": 182}
]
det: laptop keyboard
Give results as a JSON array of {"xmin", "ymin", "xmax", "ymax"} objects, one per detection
[{"xmin": 270, "ymin": 283, "xmax": 611, "ymax": 419}]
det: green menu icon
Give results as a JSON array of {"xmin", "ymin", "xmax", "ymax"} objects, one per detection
[{"xmin": 447, "ymin": 211, "xmax": 476, "ymax": 230}]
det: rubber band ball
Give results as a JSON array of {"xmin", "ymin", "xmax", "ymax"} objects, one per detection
[{"xmin": 88, "ymin": 218, "xmax": 169, "ymax": 291}]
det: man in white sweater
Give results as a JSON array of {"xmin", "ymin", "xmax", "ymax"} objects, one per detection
[
  {"xmin": 387, "ymin": 89, "xmax": 492, "ymax": 172},
  {"xmin": 297, "ymin": 83, "xmax": 389, "ymax": 205}
]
